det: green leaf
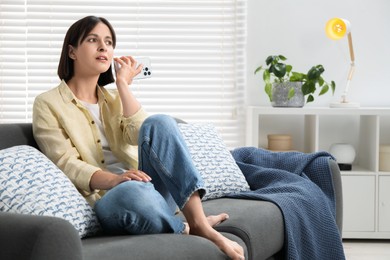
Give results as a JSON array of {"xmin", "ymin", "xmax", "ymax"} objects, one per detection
[
  {"xmin": 263, "ymin": 70, "xmax": 270, "ymax": 83},
  {"xmin": 302, "ymin": 82, "xmax": 309, "ymax": 94},
  {"xmin": 254, "ymin": 66, "xmax": 263, "ymax": 75},
  {"xmin": 286, "ymin": 65, "xmax": 292, "ymax": 73},
  {"xmin": 319, "ymin": 77, "xmax": 324, "ymax": 86},
  {"xmin": 319, "ymin": 84, "xmax": 329, "ymax": 96},
  {"xmin": 278, "ymin": 55, "xmax": 287, "ymax": 61},
  {"xmin": 308, "ymin": 82, "xmax": 316, "ymax": 93},
  {"xmin": 273, "ymin": 63, "xmax": 286, "ymax": 78},
  {"xmin": 306, "ymin": 94, "xmax": 314, "ymax": 103},
  {"xmin": 287, "ymin": 87, "xmax": 295, "ymax": 100},
  {"xmin": 307, "ymin": 66, "xmax": 321, "ymax": 80},
  {"xmin": 290, "ymin": 72, "xmax": 304, "ymax": 82},
  {"xmin": 265, "ymin": 83, "xmax": 273, "ymax": 101},
  {"xmin": 302, "ymin": 81, "xmax": 315, "ymax": 95},
  {"xmin": 316, "ymin": 64, "xmax": 325, "ymax": 73},
  {"xmin": 266, "ymin": 55, "xmax": 276, "ymax": 66},
  {"xmin": 331, "ymin": 81, "xmax": 336, "ymax": 94}
]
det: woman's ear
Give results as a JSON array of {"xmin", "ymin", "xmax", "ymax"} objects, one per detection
[{"xmin": 68, "ymin": 45, "xmax": 76, "ymax": 60}]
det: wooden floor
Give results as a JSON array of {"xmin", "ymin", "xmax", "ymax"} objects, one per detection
[{"xmin": 343, "ymin": 240, "xmax": 390, "ymax": 260}]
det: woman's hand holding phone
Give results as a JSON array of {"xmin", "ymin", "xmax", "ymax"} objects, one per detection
[{"xmin": 113, "ymin": 56, "xmax": 143, "ymax": 86}]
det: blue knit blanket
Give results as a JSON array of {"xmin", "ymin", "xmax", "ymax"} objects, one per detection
[{"xmin": 230, "ymin": 147, "xmax": 345, "ymax": 260}]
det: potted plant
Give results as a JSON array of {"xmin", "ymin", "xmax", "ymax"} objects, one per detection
[{"xmin": 254, "ymin": 55, "xmax": 336, "ymax": 107}]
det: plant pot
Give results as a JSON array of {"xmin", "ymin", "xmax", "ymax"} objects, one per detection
[{"xmin": 271, "ymin": 82, "xmax": 304, "ymax": 107}]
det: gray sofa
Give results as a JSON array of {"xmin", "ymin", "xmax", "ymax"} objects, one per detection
[{"xmin": 0, "ymin": 123, "xmax": 343, "ymax": 260}]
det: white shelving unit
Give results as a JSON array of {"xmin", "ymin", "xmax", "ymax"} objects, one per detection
[{"xmin": 246, "ymin": 106, "xmax": 390, "ymax": 239}]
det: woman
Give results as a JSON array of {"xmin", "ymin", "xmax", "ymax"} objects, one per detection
[{"xmin": 32, "ymin": 16, "xmax": 244, "ymax": 260}]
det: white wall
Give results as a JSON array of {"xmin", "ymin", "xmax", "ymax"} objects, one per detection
[{"xmin": 246, "ymin": 0, "xmax": 390, "ymax": 107}]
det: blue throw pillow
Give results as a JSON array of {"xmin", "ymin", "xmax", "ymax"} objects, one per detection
[
  {"xmin": 178, "ymin": 123, "xmax": 250, "ymax": 200},
  {"xmin": 0, "ymin": 145, "xmax": 100, "ymax": 238}
]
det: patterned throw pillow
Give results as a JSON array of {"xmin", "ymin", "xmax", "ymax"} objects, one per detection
[
  {"xmin": 0, "ymin": 145, "xmax": 100, "ymax": 238},
  {"xmin": 178, "ymin": 123, "xmax": 250, "ymax": 200}
]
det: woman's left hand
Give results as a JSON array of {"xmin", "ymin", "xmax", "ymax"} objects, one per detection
[
  {"xmin": 114, "ymin": 56, "xmax": 143, "ymax": 86},
  {"xmin": 121, "ymin": 169, "xmax": 152, "ymax": 183}
]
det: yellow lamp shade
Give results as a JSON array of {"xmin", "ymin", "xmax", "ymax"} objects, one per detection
[{"xmin": 325, "ymin": 18, "xmax": 351, "ymax": 40}]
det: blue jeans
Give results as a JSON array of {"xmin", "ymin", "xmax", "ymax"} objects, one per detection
[{"xmin": 94, "ymin": 114, "xmax": 205, "ymax": 235}]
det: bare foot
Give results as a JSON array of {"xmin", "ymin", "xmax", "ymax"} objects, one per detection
[
  {"xmin": 180, "ymin": 192, "xmax": 244, "ymax": 259},
  {"xmin": 207, "ymin": 213, "xmax": 229, "ymax": 227},
  {"xmin": 183, "ymin": 222, "xmax": 190, "ymax": 235},
  {"xmin": 183, "ymin": 213, "xmax": 228, "ymax": 235},
  {"xmin": 190, "ymin": 222, "xmax": 245, "ymax": 260}
]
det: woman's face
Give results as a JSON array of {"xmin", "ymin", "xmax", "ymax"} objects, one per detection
[{"xmin": 69, "ymin": 22, "xmax": 114, "ymax": 77}]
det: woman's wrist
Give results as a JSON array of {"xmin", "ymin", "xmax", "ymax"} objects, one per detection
[
  {"xmin": 90, "ymin": 170, "xmax": 118, "ymax": 190},
  {"xmin": 116, "ymin": 78, "xmax": 132, "ymax": 89}
]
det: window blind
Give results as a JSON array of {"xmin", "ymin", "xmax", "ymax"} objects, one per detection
[{"xmin": 0, "ymin": 0, "xmax": 246, "ymax": 148}]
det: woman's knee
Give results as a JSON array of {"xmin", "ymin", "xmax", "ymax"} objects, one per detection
[
  {"xmin": 141, "ymin": 114, "xmax": 177, "ymax": 133},
  {"xmin": 108, "ymin": 181, "xmax": 153, "ymax": 206},
  {"xmin": 96, "ymin": 182, "xmax": 149, "ymax": 214}
]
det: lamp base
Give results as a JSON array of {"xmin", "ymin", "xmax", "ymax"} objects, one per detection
[
  {"xmin": 329, "ymin": 101, "xmax": 360, "ymax": 108},
  {"xmin": 338, "ymin": 163, "xmax": 352, "ymax": 171}
]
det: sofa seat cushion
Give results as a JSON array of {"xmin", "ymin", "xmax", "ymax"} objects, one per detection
[
  {"xmin": 82, "ymin": 198, "xmax": 283, "ymax": 260},
  {"xmin": 82, "ymin": 232, "xmax": 247, "ymax": 260},
  {"xmin": 202, "ymin": 198, "xmax": 284, "ymax": 260}
]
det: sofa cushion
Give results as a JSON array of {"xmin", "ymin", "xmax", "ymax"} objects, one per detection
[
  {"xmin": 178, "ymin": 123, "xmax": 250, "ymax": 200},
  {"xmin": 0, "ymin": 145, "xmax": 100, "ymax": 238},
  {"xmin": 82, "ymin": 232, "xmax": 247, "ymax": 260}
]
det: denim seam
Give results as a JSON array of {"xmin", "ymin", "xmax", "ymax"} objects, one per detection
[
  {"xmin": 151, "ymin": 146, "xmax": 185, "ymax": 201},
  {"xmin": 146, "ymin": 141, "xmax": 206, "ymax": 209}
]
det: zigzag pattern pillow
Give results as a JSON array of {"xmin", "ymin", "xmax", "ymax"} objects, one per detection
[
  {"xmin": 178, "ymin": 123, "xmax": 250, "ymax": 200},
  {"xmin": 0, "ymin": 145, "xmax": 100, "ymax": 238}
]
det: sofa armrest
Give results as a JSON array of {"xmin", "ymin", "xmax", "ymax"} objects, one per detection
[
  {"xmin": 329, "ymin": 159, "xmax": 343, "ymax": 234},
  {"xmin": 0, "ymin": 212, "xmax": 83, "ymax": 260}
]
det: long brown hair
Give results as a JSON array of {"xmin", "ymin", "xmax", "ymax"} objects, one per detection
[{"xmin": 57, "ymin": 16, "xmax": 116, "ymax": 86}]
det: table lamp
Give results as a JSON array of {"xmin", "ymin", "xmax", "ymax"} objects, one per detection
[{"xmin": 325, "ymin": 17, "xmax": 359, "ymax": 108}]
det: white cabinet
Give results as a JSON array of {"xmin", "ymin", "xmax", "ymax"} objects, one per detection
[
  {"xmin": 246, "ymin": 106, "xmax": 390, "ymax": 239},
  {"xmin": 342, "ymin": 174, "xmax": 375, "ymax": 233},
  {"xmin": 379, "ymin": 176, "xmax": 390, "ymax": 232}
]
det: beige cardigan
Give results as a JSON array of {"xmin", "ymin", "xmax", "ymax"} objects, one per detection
[{"xmin": 33, "ymin": 80, "xmax": 148, "ymax": 206}]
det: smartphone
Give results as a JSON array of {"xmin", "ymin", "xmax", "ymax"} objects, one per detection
[
  {"xmin": 134, "ymin": 57, "xmax": 152, "ymax": 80},
  {"xmin": 112, "ymin": 57, "xmax": 152, "ymax": 80}
]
